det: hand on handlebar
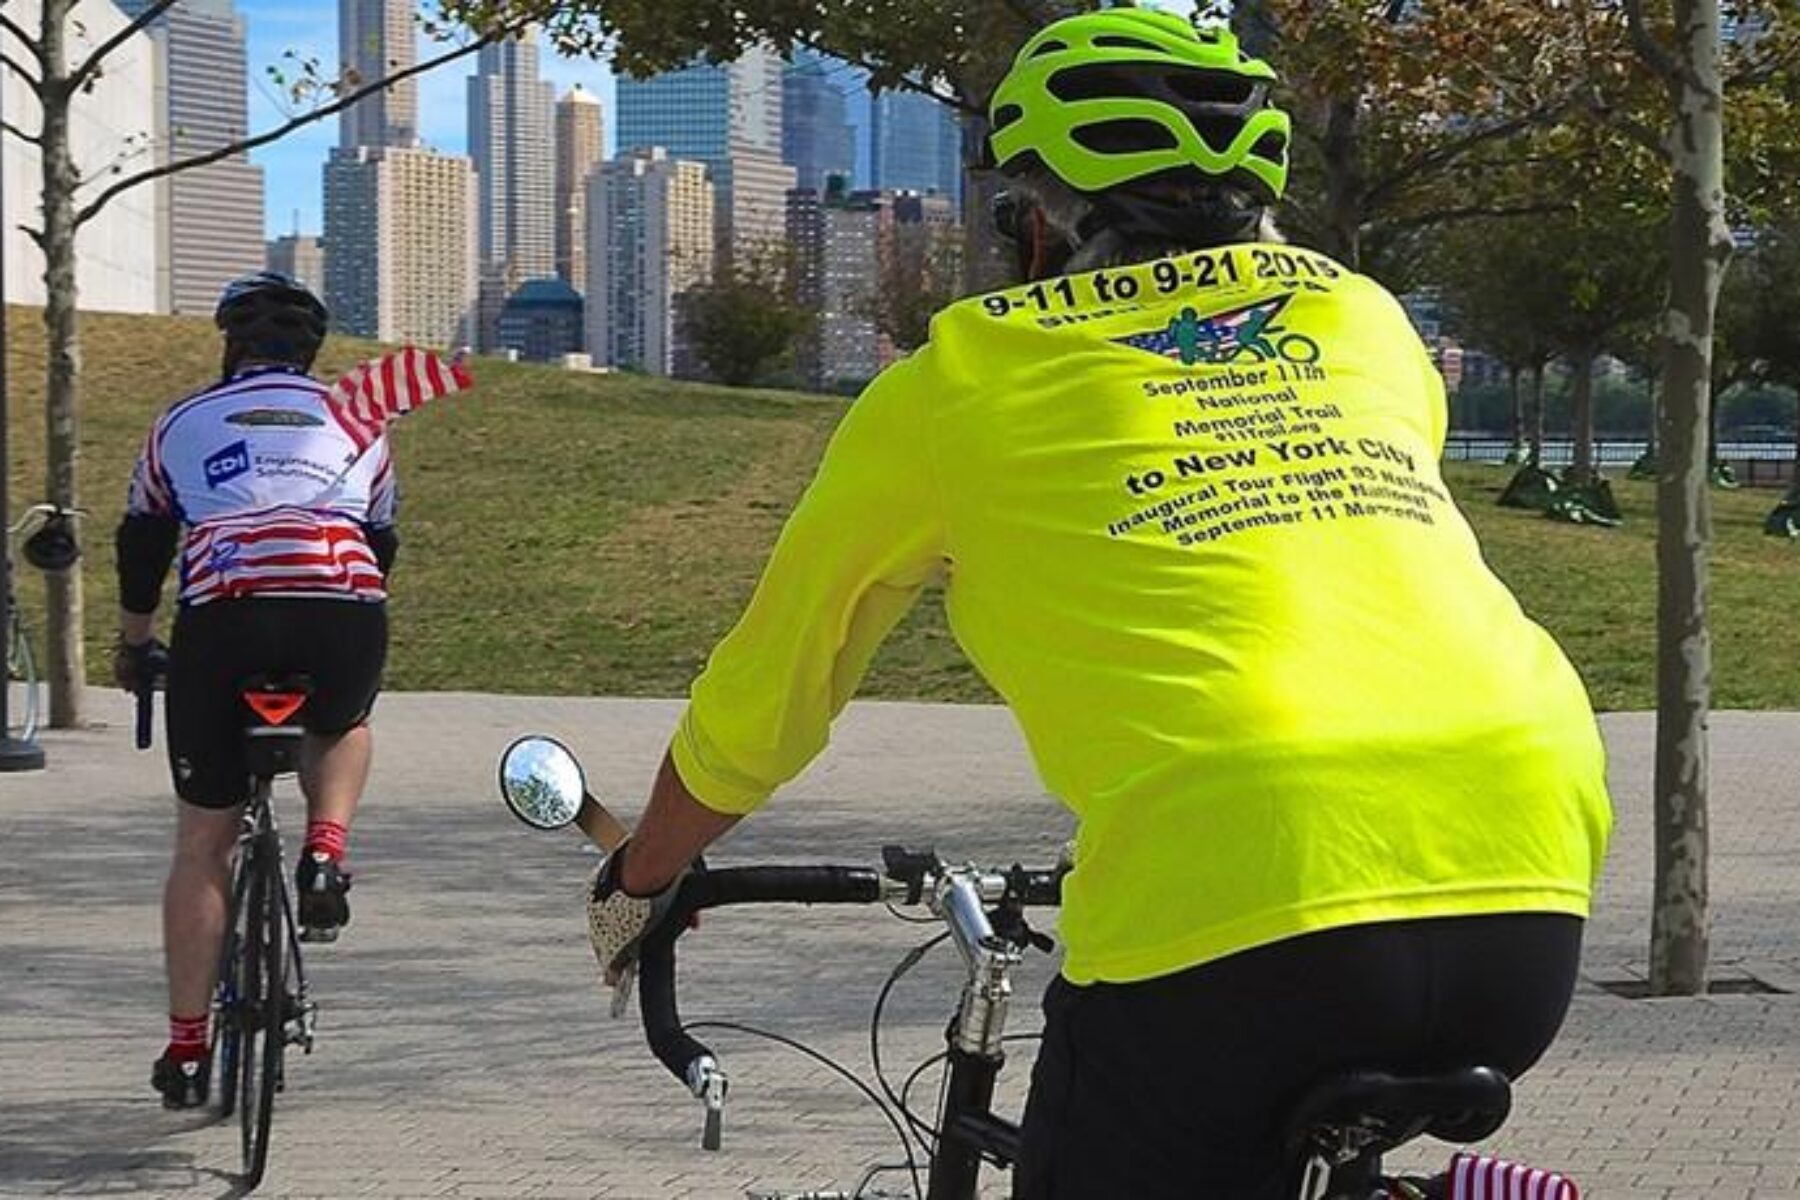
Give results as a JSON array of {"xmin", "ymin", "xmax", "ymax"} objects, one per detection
[
  {"xmin": 587, "ymin": 840, "xmax": 697, "ymax": 1020},
  {"xmin": 114, "ymin": 637, "xmax": 168, "ymax": 694}
]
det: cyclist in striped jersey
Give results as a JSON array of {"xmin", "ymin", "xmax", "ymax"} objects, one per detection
[{"xmin": 113, "ymin": 272, "xmax": 461, "ymax": 1109}]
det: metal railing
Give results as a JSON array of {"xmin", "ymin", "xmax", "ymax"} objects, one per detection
[{"xmin": 1442, "ymin": 437, "xmax": 1796, "ymax": 488}]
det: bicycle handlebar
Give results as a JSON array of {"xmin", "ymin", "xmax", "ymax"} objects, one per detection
[
  {"xmin": 635, "ymin": 857, "xmax": 1064, "ymax": 1104},
  {"xmin": 133, "ymin": 645, "xmax": 169, "ymax": 751}
]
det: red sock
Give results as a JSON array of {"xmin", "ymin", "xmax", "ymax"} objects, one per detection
[
  {"xmin": 304, "ymin": 820, "xmax": 349, "ymax": 863},
  {"xmin": 167, "ymin": 1013, "xmax": 208, "ymax": 1063}
]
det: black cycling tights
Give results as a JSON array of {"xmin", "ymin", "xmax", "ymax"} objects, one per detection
[{"xmin": 1014, "ymin": 913, "xmax": 1584, "ymax": 1200}]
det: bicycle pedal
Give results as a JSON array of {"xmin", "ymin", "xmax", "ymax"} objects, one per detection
[{"xmin": 299, "ymin": 924, "xmax": 340, "ymax": 944}]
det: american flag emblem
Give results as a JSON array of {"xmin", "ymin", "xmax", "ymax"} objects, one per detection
[
  {"xmin": 1447, "ymin": 1152, "xmax": 1579, "ymax": 1200},
  {"xmin": 1114, "ymin": 295, "xmax": 1292, "ymax": 366},
  {"xmin": 327, "ymin": 347, "xmax": 474, "ymax": 453}
]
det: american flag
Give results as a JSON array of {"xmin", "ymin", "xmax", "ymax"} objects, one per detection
[
  {"xmin": 328, "ymin": 347, "xmax": 474, "ymax": 454},
  {"xmin": 1447, "ymin": 1152, "xmax": 1579, "ymax": 1200}
]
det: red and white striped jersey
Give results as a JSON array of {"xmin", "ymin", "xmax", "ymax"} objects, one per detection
[{"xmin": 127, "ymin": 364, "xmax": 400, "ymax": 606}]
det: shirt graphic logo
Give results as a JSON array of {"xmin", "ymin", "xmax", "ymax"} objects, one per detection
[
  {"xmin": 226, "ymin": 407, "xmax": 324, "ymax": 428},
  {"xmin": 203, "ymin": 440, "xmax": 251, "ymax": 487},
  {"xmin": 1115, "ymin": 295, "xmax": 1321, "ymax": 367}
]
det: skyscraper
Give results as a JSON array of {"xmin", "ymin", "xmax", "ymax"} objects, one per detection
[
  {"xmin": 118, "ymin": 0, "xmax": 265, "ymax": 315},
  {"xmin": 870, "ymin": 90, "xmax": 963, "ymax": 208},
  {"xmin": 468, "ymin": 31, "xmax": 556, "ymax": 277},
  {"xmin": 339, "ymin": 0, "xmax": 417, "ymax": 149},
  {"xmin": 615, "ymin": 47, "xmax": 794, "ymax": 262},
  {"xmin": 782, "ymin": 53, "xmax": 856, "ymax": 194},
  {"xmin": 555, "ymin": 86, "xmax": 605, "ymax": 289},
  {"xmin": 586, "ymin": 148, "xmax": 714, "ymax": 376},
  {"xmin": 787, "ymin": 183, "xmax": 896, "ymax": 389},
  {"xmin": 323, "ymin": 146, "xmax": 477, "ymax": 347},
  {"xmin": 266, "ymin": 234, "xmax": 326, "ymax": 291}
]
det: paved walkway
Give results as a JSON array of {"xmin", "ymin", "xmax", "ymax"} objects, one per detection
[{"xmin": 3, "ymin": 694, "xmax": 1799, "ymax": 1199}]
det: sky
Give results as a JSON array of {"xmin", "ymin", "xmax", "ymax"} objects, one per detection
[
  {"xmin": 241, "ymin": 0, "xmax": 619, "ymax": 238},
  {"xmin": 239, "ymin": 1, "xmax": 1201, "ymax": 241}
]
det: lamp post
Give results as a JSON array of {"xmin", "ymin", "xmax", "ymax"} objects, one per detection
[{"xmin": 0, "ymin": 62, "xmax": 46, "ymax": 772}]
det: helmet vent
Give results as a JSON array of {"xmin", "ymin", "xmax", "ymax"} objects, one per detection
[
  {"xmin": 1192, "ymin": 111, "xmax": 1252, "ymax": 152},
  {"xmin": 1091, "ymin": 35, "xmax": 1166, "ymax": 54},
  {"xmin": 993, "ymin": 103, "xmax": 1024, "ymax": 132},
  {"xmin": 1165, "ymin": 71, "xmax": 1257, "ymax": 109},
  {"xmin": 1047, "ymin": 64, "xmax": 1133, "ymax": 103},
  {"xmin": 1251, "ymin": 130, "xmax": 1288, "ymax": 162},
  {"xmin": 1071, "ymin": 118, "xmax": 1181, "ymax": 155},
  {"xmin": 1031, "ymin": 39, "xmax": 1069, "ymax": 58}
]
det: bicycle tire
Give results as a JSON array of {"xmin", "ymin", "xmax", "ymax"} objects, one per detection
[
  {"xmin": 212, "ymin": 851, "xmax": 255, "ymax": 1122},
  {"xmin": 239, "ymin": 833, "xmax": 285, "ymax": 1189}
]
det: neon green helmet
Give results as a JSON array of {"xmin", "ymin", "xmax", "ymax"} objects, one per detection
[{"xmin": 988, "ymin": 8, "xmax": 1290, "ymax": 206}]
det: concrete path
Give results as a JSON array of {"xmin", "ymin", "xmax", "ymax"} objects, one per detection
[{"xmin": 3, "ymin": 693, "xmax": 1798, "ymax": 1199}]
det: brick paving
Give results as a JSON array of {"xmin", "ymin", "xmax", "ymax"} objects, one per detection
[{"xmin": 3, "ymin": 693, "xmax": 1799, "ymax": 1198}]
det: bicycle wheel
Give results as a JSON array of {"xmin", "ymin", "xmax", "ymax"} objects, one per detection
[
  {"xmin": 6, "ymin": 605, "xmax": 36, "ymax": 743},
  {"xmin": 239, "ymin": 833, "xmax": 285, "ymax": 1189},
  {"xmin": 211, "ymin": 851, "xmax": 254, "ymax": 1122}
]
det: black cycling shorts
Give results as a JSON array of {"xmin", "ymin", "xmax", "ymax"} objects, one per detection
[
  {"xmin": 166, "ymin": 598, "xmax": 388, "ymax": 809},
  {"xmin": 1014, "ymin": 912, "xmax": 1584, "ymax": 1200}
]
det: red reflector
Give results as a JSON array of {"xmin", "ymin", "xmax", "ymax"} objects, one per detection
[{"xmin": 243, "ymin": 691, "xmax": 307, "ymax": 727}]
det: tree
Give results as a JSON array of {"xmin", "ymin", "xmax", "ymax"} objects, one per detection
[
  {"xmin": 1432, "ymin": 215, "xmax": 1562, "ymax": 463},
  {"xmin": 1, "ymin": 3, "xmax": 516, "ymax": 725},
  {"xmin": 1717, "ymin": 220, "xmax": 1800, "ymax": 523},
  {"xmin": 875, "ymin": 216, "xmax": 964, "ymax": 354},
  {"xmin": 679, "ymin": 246, "xmax": 816, "ymax": 387},
  {"xmin": 1240, "ymin": 0, "xmax": 1613, "ymax": 280},
  {"xmin": 1626, "ymin": 0, "xmax": 1734, "ymax": 998}
]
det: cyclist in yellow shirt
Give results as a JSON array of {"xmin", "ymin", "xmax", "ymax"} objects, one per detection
[{"xmin": 586, "ymin": 10, "xmax": 1612, "ymax": 1196}]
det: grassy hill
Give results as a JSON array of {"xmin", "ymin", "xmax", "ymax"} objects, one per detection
[{"xmin": 5, "ymin": 307, "xmax": 1797, "ymax": 710}]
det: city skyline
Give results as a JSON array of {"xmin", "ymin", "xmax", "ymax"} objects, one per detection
[{"xmin": 238, "ymin": 1, "xmax": 1202, "ymax": 236}]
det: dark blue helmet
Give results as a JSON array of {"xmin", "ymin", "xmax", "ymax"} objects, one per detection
[{"xmin": 214, "ymin": 271, "xmax": 328, "ymax": 365}]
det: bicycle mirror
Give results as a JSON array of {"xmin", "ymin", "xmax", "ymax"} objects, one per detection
[{"xmin": 498, "ymin": 735, "xmax": 587, "ymax": 831}]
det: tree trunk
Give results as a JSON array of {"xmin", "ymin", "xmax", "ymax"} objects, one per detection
[
  {"xmin": 1508, "ymin": 365, "xmax": 1524, "ymax": 450},
  {"xmin": 1529, "ymin": 363, "xmax": 1547, "ymax": 465},
  {"xmin": 1650, "ymin": 0, "xmax": 1730, "ymax": 998},
  {"xmin": 1570, "ymin": 348, "xmax": 1597, "ymax": 485},
  {"xmin": 1320, "ymin": 95, "xmax": 1364, "ymax": 270},
  {"xmin": 39, "ymin": 0, "xmax": 84, "ymax": 728}
]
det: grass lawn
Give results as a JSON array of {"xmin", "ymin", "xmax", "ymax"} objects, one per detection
[{"xmin": 6, "ymin": 308, "xmax": 1796, "ymax": 711}]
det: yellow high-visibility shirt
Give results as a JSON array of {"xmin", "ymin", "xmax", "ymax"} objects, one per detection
[{"xmin": 671, "ymin": 244, "xmax": 1613, "ymax": 985}]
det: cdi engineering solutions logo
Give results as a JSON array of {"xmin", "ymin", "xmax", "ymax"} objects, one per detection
[
  {"xmin": 203, "ymin": 440, "xmax": 252, "ymax": 487},
  {"xmin": 1116, "ymin": 295, "xmax": 1321, "ymax": 367}
]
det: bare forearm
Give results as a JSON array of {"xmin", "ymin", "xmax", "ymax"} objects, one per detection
[{"xmin": 621, "ymin": 751, "xmax": 740, "ymax": 895}]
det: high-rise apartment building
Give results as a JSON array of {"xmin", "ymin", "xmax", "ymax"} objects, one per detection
[
  {"xmin": 118, "ymin": 0, "xmax": 265, "ymax": 315},
  {"xmin": 586, "ymin": 148, "xmax": 714, "ymax": 376},
  {"xmin": 782, "ymin": 53, "xmax": 856, "ymax": 193},
  {"xmin": 615, "ymin": 47, "xmax": 793, "ymax": 262},
  {"xmin": 339, "ymin": 0, "xmax": 417, "ymax": 149},
  {"xmin": 266, "ymin": 234, "xmax": 326, "ymax": 291},
  {"xmin": 787, "ymin": 183, "xmax": 896, "ymax": 389},
  {"xmin": 469, "ymin": 31, "xmax": 556, "ymax": 277},
  {"xmin": 870, "ymin": 90, "xmax": 963, "ymax": 208},
  {"xmin": 555, "ymin": 85, "xmax": 605, "ymax": 289},
  {"xmin": 323, "ymin": 146, "xmax": 476, "ymax": 347},
  {"xmin": 2, "ymin": 0, "xmax": 160, "ymax": 313}
]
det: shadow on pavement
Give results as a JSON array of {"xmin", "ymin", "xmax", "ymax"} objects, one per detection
[{"xmin": 0, "ymin": 1099, "xmax": 237, "ymax": 1197}]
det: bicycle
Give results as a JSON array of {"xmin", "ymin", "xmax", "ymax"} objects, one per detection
[
  {"xmin": 5, "ymin": 503, "xmax": 84, "ymax": 741},
  {"xmin": 137, "ymin": 666, "xmax": 320, "ymax": 1192},
  {"xmin": 499, "ymin": 736, "xmax": 1573, "ymax": 1200}
]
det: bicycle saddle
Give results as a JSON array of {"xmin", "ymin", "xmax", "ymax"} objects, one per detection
[{"xmin": 1285, "ymin": 1067, "xmax": 1512, "ymax": 1159}]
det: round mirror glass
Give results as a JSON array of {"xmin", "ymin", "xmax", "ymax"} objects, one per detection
[{"xmin": 498, "ymin": 735, "xmax": 586, "ymax": 831}]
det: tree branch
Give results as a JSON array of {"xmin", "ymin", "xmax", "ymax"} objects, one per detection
[
  {"xmin": 2, "ymin": 48, "xmax": 40, "ymax": 87},
  {"xmin": 792, "ymin": 32, "xmax": 978, "ymax": 114},
  {"xmin": 76, "ymin": 22, "xmax": 519, "ymax": 227},
  {"xmin": 1, "ymin": 117, "xmax": 41, "ymax": 146},
  {"xmin": 1362, "ymin": 96, "xmax": 1576, "ymax": 213},
  {"xmin": 1379, "ymin": 201, "xmax": 1574, "ymax": 236},
  {"xmin": 68, "ymin": 0, "xmax": 179, "ymax": 98},
  {"xmin": 0, "ymin": 11, "xmax": 43, "ymax": 65},
  {"xmin": 1623, "ymin": 0, "xmax": 1683, "ymax": 85}
]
